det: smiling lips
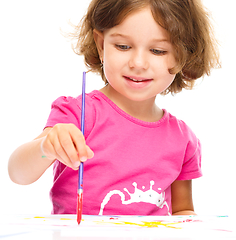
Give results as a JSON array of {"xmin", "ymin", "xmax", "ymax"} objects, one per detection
[
  {"xmin": 124, "ymin": 76, "xmax": 152, "ymax": 82},
  {"xmin": 124, "ymin": 75, "xmax": 153, "ymax": 89}
]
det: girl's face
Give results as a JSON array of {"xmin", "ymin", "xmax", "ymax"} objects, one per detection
[{"xmin": 94, "ymin": 7, "xmax": 176, "ymax": 103}]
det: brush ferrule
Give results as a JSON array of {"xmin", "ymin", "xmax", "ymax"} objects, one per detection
[{"xmin": 78, "ymin": 189, "xmax": 83, "ymax": 195}]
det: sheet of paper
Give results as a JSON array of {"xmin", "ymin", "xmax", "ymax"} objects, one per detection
[{"xmin": 0, "ymin": 214, "xmax": 235, "ymax": 239}]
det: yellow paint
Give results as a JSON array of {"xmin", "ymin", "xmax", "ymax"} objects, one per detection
[
  {"xmin": 25, "ymin": 216, "xmax": 76, "ymax": 221},
  {"xmin": 94, "ymin": 220, "xmax": 181, "ymax": 229}
]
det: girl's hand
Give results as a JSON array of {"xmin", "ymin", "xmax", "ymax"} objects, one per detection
[{"xmin": 41, "ymin": 124, "xmax": 94, "ymax": 170}]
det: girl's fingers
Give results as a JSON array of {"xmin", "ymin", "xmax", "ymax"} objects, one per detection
[
  {"xmin": 86, "ymin": 145, "xmax": 94, "ymax": 159},
  {"xmin": 69, "ymin": 126, "xmax": 89, "ymax": 162},
  {"xmin": 51, "ymin": 134, "xmax": 75, "ymax": 168},
  {"xmin": 58, "ymin": 132, "xmax": 81, "ymax": 169},
  {"xmin": 42, "ymin": 124, "xmax": 93, "ymax": 170},
  {"xmin": 43, "ymin": 132, "xmax": 77, "ymax": 170}
]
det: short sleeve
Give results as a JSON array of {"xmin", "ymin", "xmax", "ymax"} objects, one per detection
[
  {"xmin": 45, "ymin": 96, "xmax": 81, "ymax": 129},
  {"xmin": 45, "ymin": 95, "xmax": 96, "ymax": 139},
  {"xmin": 176, "ymin": 138, "xmax": 202, "ymax": 180}
]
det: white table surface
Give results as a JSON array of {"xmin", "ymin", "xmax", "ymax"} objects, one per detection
[{"xmin": 0, "ymin": 214, "xmax": 235, "ymax": 239}]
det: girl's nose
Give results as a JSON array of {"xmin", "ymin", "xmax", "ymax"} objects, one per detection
[{"xmin": 128, "ymin": 50, "xmax": 149, "ymax": 70}]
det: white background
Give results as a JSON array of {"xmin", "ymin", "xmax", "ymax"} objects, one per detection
[{"xmin": 0, "ymin": 0, "xmax": 235, "ymax": 216}]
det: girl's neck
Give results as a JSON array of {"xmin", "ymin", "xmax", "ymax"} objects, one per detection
[{"xmin": 99, "ymin": 84, "xmax": 163, "ymax": 122}]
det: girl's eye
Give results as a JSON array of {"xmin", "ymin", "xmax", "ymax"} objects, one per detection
[
  {"xmin": 151, "ymin": 49, "xmax": 167, "ymax": 55},
  {"xmin": 115, "ymin": 44, "xmax": 131, "ymax": 50}
]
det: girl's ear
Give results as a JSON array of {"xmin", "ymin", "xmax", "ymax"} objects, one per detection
[{"xmin": 93, "ymin": 29, "xmax": 104, "ymax": 61}]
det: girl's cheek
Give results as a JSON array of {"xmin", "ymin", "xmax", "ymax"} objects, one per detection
[{"xmin": 166, "ymin": 53, "xmax": 177, "ymax": 69}]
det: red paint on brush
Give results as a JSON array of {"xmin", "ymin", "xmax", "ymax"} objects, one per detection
[{"xmin": 77, "ymin": 193, "xmax": 83, "ymax": 224}]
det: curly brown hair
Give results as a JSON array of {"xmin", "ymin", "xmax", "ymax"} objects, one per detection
[{"xmin": 71, "ymin": 0, "xmax": 221, "ymax": 95}]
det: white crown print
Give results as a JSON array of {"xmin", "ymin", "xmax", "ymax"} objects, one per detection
[{"xmin": 99, "ymin": 180, "xmax": 170, "ymax": 215}]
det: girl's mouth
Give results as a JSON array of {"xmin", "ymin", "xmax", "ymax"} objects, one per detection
[
  {"xmin": 124, "ymin": 76, "xmax": 152, "ymax": 82},
  {"xmin": 124, "ymin": 76, "xmax": 152, "ymax": 89}
]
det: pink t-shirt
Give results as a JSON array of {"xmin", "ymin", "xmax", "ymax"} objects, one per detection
[{"xmin": 45, "ymin": 90, "xmax": 202, "ymax": 216}]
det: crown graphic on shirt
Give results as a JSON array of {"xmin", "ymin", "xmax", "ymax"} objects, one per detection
[
  {"xmin": 99, "ymin": 180, "xmax": 170, "ymax": 215},
  {"xmin": 123, "ymin": 181, "xmax": 165, "ymax": 207}
]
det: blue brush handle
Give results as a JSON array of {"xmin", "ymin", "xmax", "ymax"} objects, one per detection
[{"xmin": 78, "ymin": 71, "xmax": 86, "ymax": 191}]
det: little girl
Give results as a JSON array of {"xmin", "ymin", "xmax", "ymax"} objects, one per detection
[{"xmin": 8, "ymin": 0, "xmax": 220, "ymax": 216}]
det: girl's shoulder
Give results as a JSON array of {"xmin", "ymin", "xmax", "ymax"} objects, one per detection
[
  {"xmin": 50, "ymin": 90, "xmax": 102, "ymax": 111},
  {"xmin": 46, "ymin": 91, "xmax": 102, "ymax": 138},
  {"xmin": 165, "ymin": 112, "xmax": 199, "ymax": 148}
]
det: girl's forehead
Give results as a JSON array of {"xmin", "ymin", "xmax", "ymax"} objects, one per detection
[{"xmin": 105, "ymin": 7, "xmax": 169, "ymax": 41}]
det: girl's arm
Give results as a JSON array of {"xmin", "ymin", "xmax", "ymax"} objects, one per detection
[
  {"xmin": 8, "ymin": 124, "xmax": 94, "ymax": 185},
  {"xmin": 8, "ymin": 128, "xmax": 54, "ymax": 185},
  {"xmin": 171, "ymin": 180, "xmax": 197, "ymax": 215}
]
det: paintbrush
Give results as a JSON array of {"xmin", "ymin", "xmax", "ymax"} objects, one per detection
[{"xmin": 77, "ymin": 71, "xmax": 86, "ymax": 224}]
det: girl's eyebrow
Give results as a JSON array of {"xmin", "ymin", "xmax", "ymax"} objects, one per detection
[
  {"xmin": 110, "ymin": 33, "xmax": 130, "ymax": 38},
  {"xmin": 110, "ymin": 33, "xmax": 169, "ymax": 43}
]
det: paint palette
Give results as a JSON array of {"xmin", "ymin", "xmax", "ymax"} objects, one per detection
[{"xmin": 0, "ymin": 214, "xmax": 235, "ymax": 239}]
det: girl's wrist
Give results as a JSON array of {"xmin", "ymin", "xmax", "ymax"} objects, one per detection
[{"xmin": 39, "ymin": 137, "xmax": 55, "ymax": 162}]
